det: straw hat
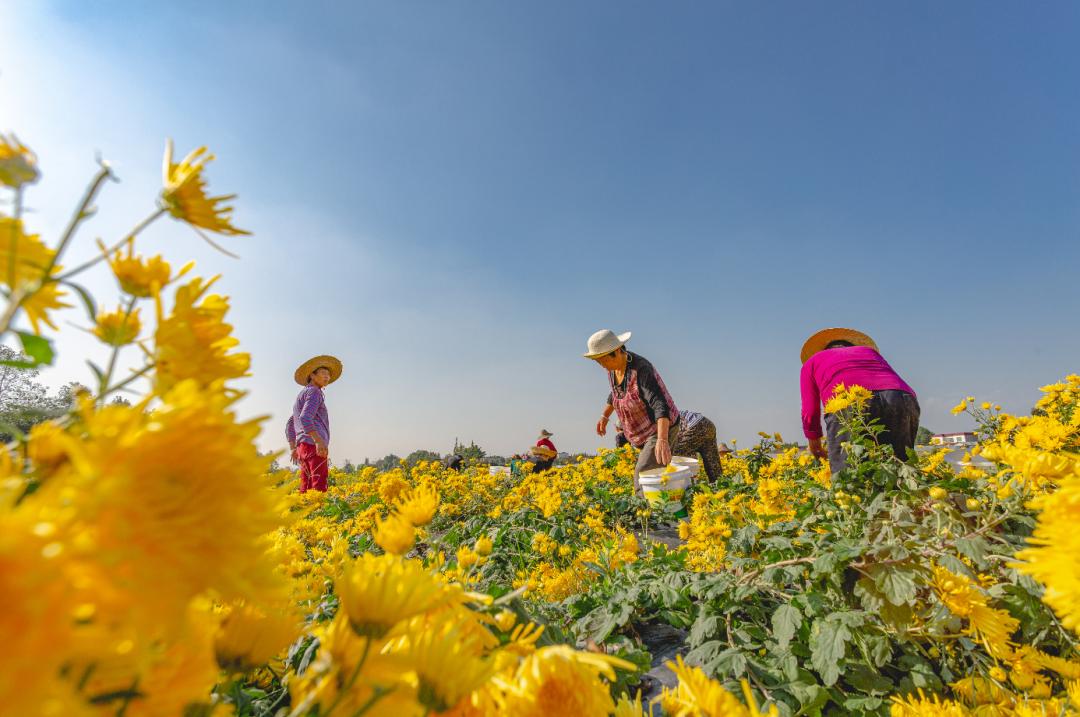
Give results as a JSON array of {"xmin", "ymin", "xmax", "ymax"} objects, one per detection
[
  {"xmin": 800, "ymin": 328, "xmax": 878, "ymax": 364},
  {"xmin": 294, "ymin": 355, "xmax": 343, "ymax": 386},
  {"xmin": 583, "ymin": 329, "xmax": 632, "ymax": 358},
  {"xmin": 538, "ymin": 429, "xmax": 553, "ymax": 440}
]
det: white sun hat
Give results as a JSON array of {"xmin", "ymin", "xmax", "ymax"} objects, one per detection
[{"xmin": 583, "ymin": 329, "xmax": 632, "ymax": 359}]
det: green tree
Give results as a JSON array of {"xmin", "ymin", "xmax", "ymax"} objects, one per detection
[
  {"xmin": 374, "ymin": 454, "xmax": 401, "ymax": 471},
  {"xmin": 405, "ymin": 449, "xmax": 442, "ymax": 466},
  {"xmin": 452, "ymin": 439, "xmax": 486, "ymax": 464},
  {"xmin": 916, "ymin": 426, "xmax": 934, "ymax": 445},
  {"xmin": 0, "ymin": 346, "xmax": 85, "ymax": 440}
]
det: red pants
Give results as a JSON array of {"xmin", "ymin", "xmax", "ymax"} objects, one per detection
[{"xmin": 297, "ymin": 442, "xmax": 328, "ymax": 492}]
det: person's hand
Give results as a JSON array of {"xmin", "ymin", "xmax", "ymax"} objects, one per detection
[
  {"xmin": 290, "ymin": 447, "xmax": 299, "ymax": 465},
  {"xmin": 809, "ymin": 437, "xmax": 827, "ymax": 460},
  {"xmin": 596, "ymin": 415, "xmax": 609, "ymax": 436},
  {"xmin": 316, "ymin": 440, "xmax": 328, "ymax": 458},
  {"xmin": 654, "ymin": 437, "xmax": 672, "ymax": 466}
]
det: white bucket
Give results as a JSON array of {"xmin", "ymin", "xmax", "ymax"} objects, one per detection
[
  {"xmin": 638, "ymin": 465, "xmax": 692, "ymax": 513},
  {"xmin": 670, "ymin": 456, "xmax": 700, "ymax": 479}
]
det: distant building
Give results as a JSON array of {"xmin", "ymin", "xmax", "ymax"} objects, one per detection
[{"xmin": 930, "ymin": 432, "xmax": 977, "ymax": 446}]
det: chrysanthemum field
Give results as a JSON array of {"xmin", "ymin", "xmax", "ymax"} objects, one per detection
[{"xmin": 3, "ymin": 135, "xmax": 1080, "ymax": 716}]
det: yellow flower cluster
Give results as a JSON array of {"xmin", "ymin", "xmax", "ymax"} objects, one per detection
[
  {"xmin": 0, "ymin": 217, "xmax": 70, "ymax": 333},
  {"xmin": 824, "ymin": 382, "xmax": 874, "ymax": 414},
  {"xmin": 289, "ymin": 551, "xmax": 637, "ymax": 716},
  {"xmin": 0, "ymin": 132, "xmax": 39, "ymax": 188},
  {"xmin": 1010, "ymin": 376, "xmax": 1080, "ymax": 632}
]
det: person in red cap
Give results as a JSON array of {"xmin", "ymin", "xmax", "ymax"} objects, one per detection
[{"xmin": 531, "ymin": 429, "xmax": 557, "ymax": 472}]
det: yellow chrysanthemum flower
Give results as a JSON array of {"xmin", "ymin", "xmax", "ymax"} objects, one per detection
[
  {"xmin": 153, "ymin": 276, "xmax": 250, "ymax": 393},
  {"xmin": 824, "ymin": 383, "xmax": 874, "ymax": 415},
  {"xmin": 613, "ymin": 691, "xmax": 647, "ymax": 717},
  {"xmin": 1016, "ymin": 474, "xmax": 1080, "ymax": 632},
  {"xmin": 395, "ymin": 484, "xmax": 440, "ymax": 526},
  {"xmin": 657, "ymin": 656, "xmax": 778, "ymax": 717},
  {"xmin": 161, "ymin": 140, "xmax": 250, "ymax": 236},
  {"xmin": 338, "ymin": 554, "xmax": 451, "ymax": 638},
  {"xmin": 395, "ymin": 613, "xmax": 493, "ymax": 713},
  {"xmin": 107, "ymin": 240, "xmax": 179, "ymax": 298},
  {"xmin": 93, "ymin": 306, "xmax": 141, "ymax": 346},
  {"xmin": 213, "ymin": 601, "xmax": 301, "ymax": 673},
  {"xmin": 0, "ymin": 132, "xmax": 39, "ymax": 187},
  {"xmin": 20, "ymin": 380, "xmax": 284, "ymax": 638},
  {"xmin": 0, "ymin": 512, "xmax": 90, "ymax": 717},
  {"xmin": 288, "ymin": 614, "xmax": 422, "ymax": 717},
  {"xmin": 932, "ymin": 566, "xmax": 1018, "ymax": 658},
  {"xmin": 457, "ymin": 545, "xmax": 480, "ymax": 569},
  {"xmin": 0, "ymin": 217, "xmax": 70, "ymax": 333},
  {"xmin": 497, "ymin": 645, "xmax": 634, "ymax": 717},
  {"xmin": 494, "ymin": 609, "xmax": 517, "ymax": 632},
  {"xmin": 890, "ymin": 689, "xmax": 973, "ymax": 716},
  {"xmin": 374, "ymin": 511, "xmax": 416, "ymax": 555},
  {"xmin": 475, "ymin": 535, "xmax": 493, "ymax": 556},
  {"xmin": 119, "ymin": 603, "xmax": 221, "ymax": 717}
]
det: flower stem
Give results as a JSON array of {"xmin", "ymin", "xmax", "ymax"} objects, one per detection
[
  {"xmin": 44, "ymin": 162, "xmax": 115, "ymax": 279},
  {"xmin": 55, "ymin": 207, "xmax": 166, "ymax": 282},
  {"xmin": 97, "ymin": 297, "xmax": 139, "ymax": 401}
]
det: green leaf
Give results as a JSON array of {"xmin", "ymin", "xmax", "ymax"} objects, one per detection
[
  {"xmin": 689, "ymin": 615, "xmax": 722, "ymax": 647},
  {"xmin": 772, "ymin": 604, "xmax": 802, "ymax": 650},
  {"xmin": 809, "ymin": 618, "xmax": 851, "ymax": 687},
  {"xmin": 812, "ymin": 552, "xmax": 838, "ymax": 577},
  {"xmin": 685, "ymin": 640, "xmax": 727, "ymax": 673},
  {"xmin": 842, "ymin": 695, "xmax": 883, "ymax": 711},
  {"xmin": 17, "ymin": 331, "xmax": 54, "ymax": 366},
  {"xmin": 937, "ymin": 554, "xmax": 969, "ymax": 577},
  {"xmin": 880, "ymin": 601, "xmax": 914, "ymax": 632},
  {"xmin": 874, "ymin": 567, "xmax": 917, "ymax": 607},
  {"xmin": 784, "ymin": 674, "xmax": 829, "ymax": 711},
  {"xmin": 64, "ymin": 281, "xmax": 98, "ymax": 322},
  {"xmin": 853, "ymin": 577, "xmax": 885, "ymax": 612},
  {"xmin": 715, "ymin": 647, "xmax": 748, "ymax": 678},
  {"xmin": 953, "ymin": 537, "xmax": 989, "ymax": 567},
  {"xmin": 862, "ymin": 634, "xmax": 893, "ymax": 668},
  {"xmin": 843, "ymin": 663, "xmax": 893, "ymax": 694}
]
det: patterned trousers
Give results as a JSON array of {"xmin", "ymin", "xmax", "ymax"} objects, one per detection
[{"xmin": 670, "ymin": 415, "xmax": 722, "ymax": 484}]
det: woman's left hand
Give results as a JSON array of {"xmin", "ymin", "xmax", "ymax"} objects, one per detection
[{"xmin": 654, "ymin": 437, "xmax": 671, "ymax": 466}]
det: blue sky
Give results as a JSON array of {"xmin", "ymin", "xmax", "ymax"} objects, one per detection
[{"xmin": 3, "ymin": 2, "xmax": 1079, "ymax": 462}]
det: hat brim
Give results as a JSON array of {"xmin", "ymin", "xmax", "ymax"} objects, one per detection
[
  {"xmin": 800, "ymin": 328, "xmax": 877, "ymax": 364},
  {"xmin": 294, "ymin": 355, "xmax": 343, "ymax": 385},
  {"xmin": 583, "ymin": 331, "xmax": 632, "ymax": 359}
]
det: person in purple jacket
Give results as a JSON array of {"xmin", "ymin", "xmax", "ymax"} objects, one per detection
[
  {"xmin": 286, "ymin": 354, "xmax": 342, "ymax": 493},
  {"xmin": 800, "ymin": 328, "xmax": 919, "ymax": 474}
]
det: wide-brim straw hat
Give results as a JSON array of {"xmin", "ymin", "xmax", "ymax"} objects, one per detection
[
  {"xmin": 583, "ymin": 329, "xmax": 632, "ymax": 358},
  {"xmin": 294, "ymin": 355, "xmax": 343, "ymax": 386},
  {"xmin": 538, "ymin": 429, "xmax": 553, "ymax": 440},
  {"xmin": 800, "ymin": 328, "xmax": 878, "ymax": 364}
]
